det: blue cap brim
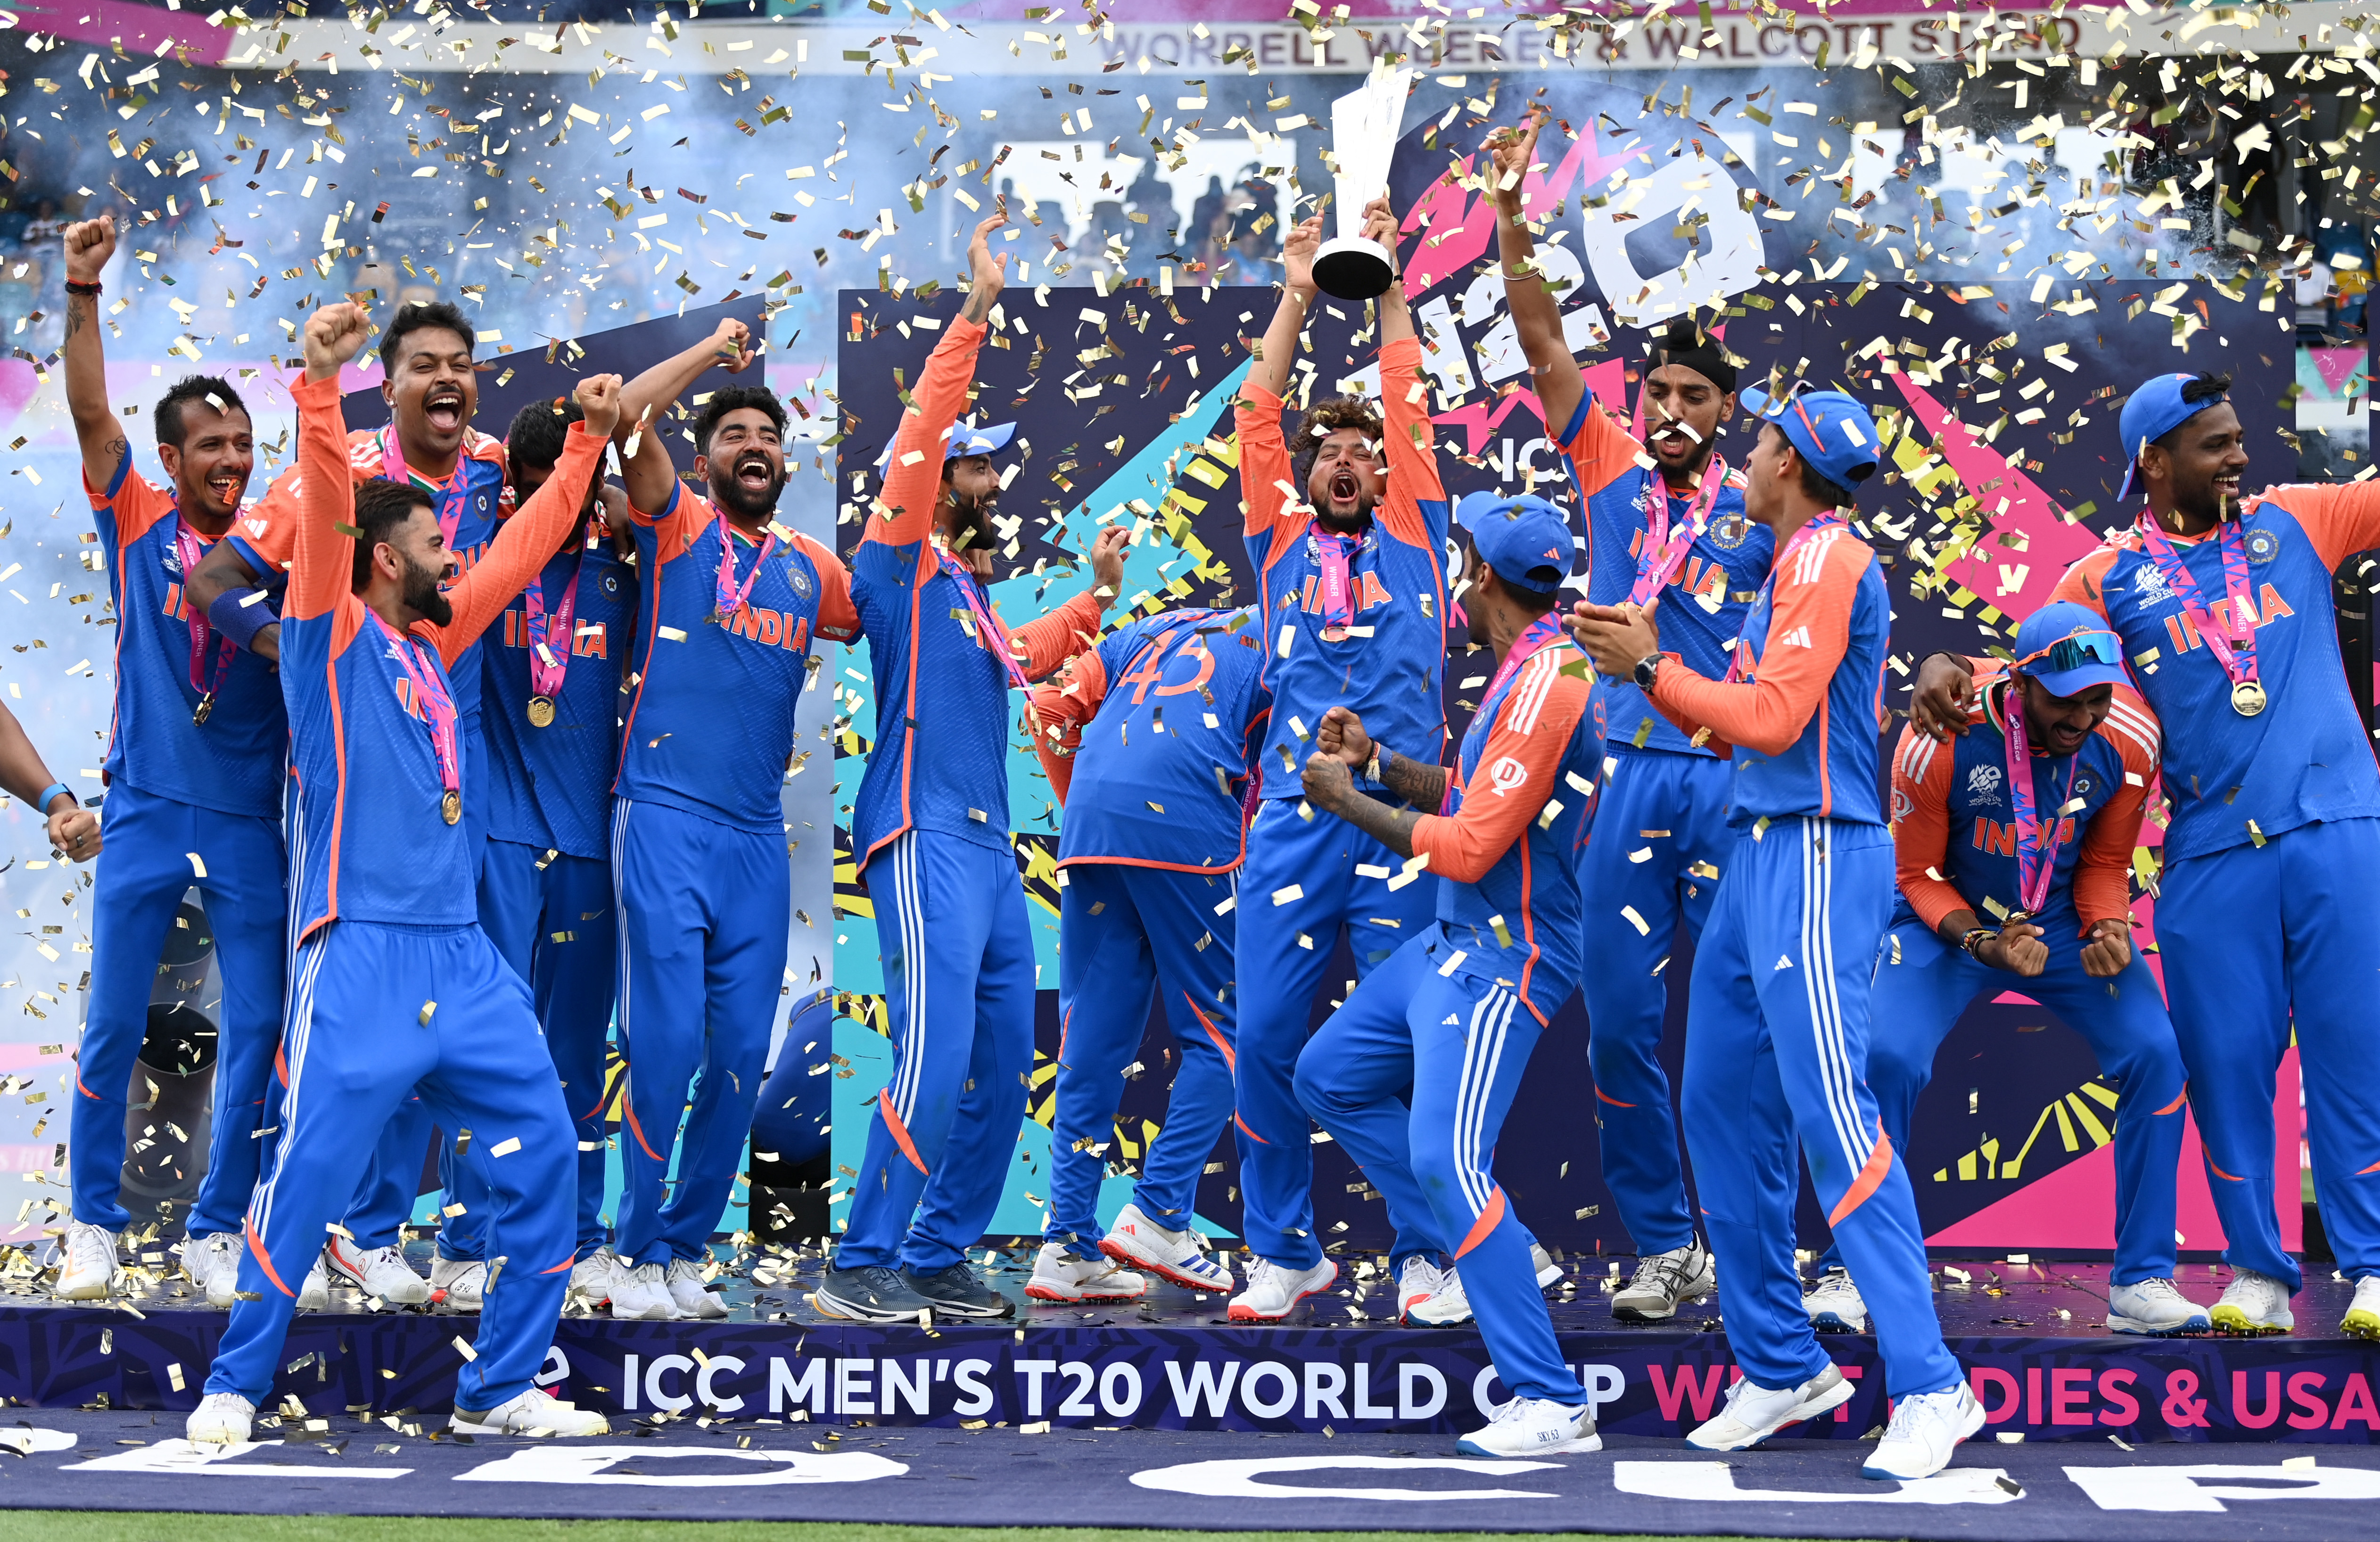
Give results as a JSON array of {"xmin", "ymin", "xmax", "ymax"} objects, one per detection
[{"xmin": 2027, "ymin": 660, "xmax": 2129, "ymax": 699}]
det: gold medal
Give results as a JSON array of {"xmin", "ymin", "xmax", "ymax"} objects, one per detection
[
  {"xmin": 441, "ymin": 789, "xmax": 462, "ymax": 825},
  {"xmin": 192, "ymin": 695, "xmax": 213, "ymax": 726},
  {"xmin": 2232, "ymin": 679, "xmax": 2268, "ymax": 717},
  {"xmin": 527, "ymin": 695, "xmax": 556, "ymax": 728}
]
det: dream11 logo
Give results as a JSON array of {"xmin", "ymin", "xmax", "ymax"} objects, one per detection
[{"xmin": 1385, "ymin": 109, "xmax": 1772, "ymax": 484}]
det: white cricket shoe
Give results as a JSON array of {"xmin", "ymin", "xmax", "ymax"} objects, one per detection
[
  {"xmin": 2211, "ymin": 1268, "xmax": 2295, "ymax": 1334},
  {"xmin": 327, "ymin": 1238, "xmax": 432, "ymax": 1305},
  {"xmin": 1027, "ymin": 1241, "xmax": 1146, "ymax": 1302},
  {"xmin": 430, "ymin": 1253, "xmax": 486, "ymax": 1312},
  {"xmin": 2108, "ymin": 1276, "xmax": 2211, "ymax": 1336},
  {"xmin": 1686, "ymin": 1364, "xmax": 1855, "ymax": 1450},
  {"xmin": 568, "ymin": 1247, "xmax": 621, "ymax": 1307},
  {"xmin": 53, "ymin": 1220, "xmax": 119, "ymax": 1301},
  {"xmin": 451, "ymin": 1386, "xmax": 609, "ymax": 1437},
  {"xmin": 667, "ymin": 1257, "xmax": 730, "ymax": 1319},
  {"xmin": 1862, "ymin": 1381, "xmax": 1985, "ymax": 1482},
  {"xmin": 1102, "ymin": 1203, "xmax": 1233, "ymax": 1292},
  {"xmin": 2344, "ymin": 1276, "xmax": 2380, "ymax": 1340},
  {"xmin": 607, "ymin": 1260, "xmax": 681, "ymax": 1320},
  {"xmin": 1406, "ymin": 1265, "xmax": 1476, "ymax": 1328},
  {"xmin": 186, "ymin": 1392, "xmax": 255, "ymax": 1445},
  {"xmin": 1457, "ymin": 1395, "xmax": 1601, "ymax": 1458},
  {"xmin": 1803, "ymin": 1266, "xmax": 1869, "ymax": 1333},
  {"xmin": 181, "ymin": 1231, "xmax": 244, "ymax": 1309},
  {"xmin": 1612, "ymin": 1240, "xmax": 1715, "ymax": 1323},
  {"xmin": 297, "ymin": 1253, "xmax": 331, "ymax": 1311},
  {"xmin": 1227, "ymin": 1257, "xmax": 1337, "ymax": 1321},
  {"xmin": 1530, "ymin": 1243, "xmax": 1563, "ymax": 1289},
  {"xmin": 1396, "ymin": 1256, "xmax": 1449, "ymax": 1323}
]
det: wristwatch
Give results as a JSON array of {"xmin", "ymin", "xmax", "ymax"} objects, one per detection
[{"xmin": 1631, "ymin": 653, "xmax": 1661, "ymax": 690}]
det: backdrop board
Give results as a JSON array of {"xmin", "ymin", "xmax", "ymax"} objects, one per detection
[{"xmin": 828, "ymin": 102, "xmax": 2303, "ymax": 1262}]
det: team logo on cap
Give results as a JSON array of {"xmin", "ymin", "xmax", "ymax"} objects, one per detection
[
  {"xmin": 2246, "ymin": 528, "xmax": 2280, "ymax": 565},
  {"xmin": 1966, "ymin": 763, "xmax": 2003, "ymax": 806}
]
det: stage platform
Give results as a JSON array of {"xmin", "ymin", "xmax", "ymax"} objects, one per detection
[{"xmin": 3, "ymin": 1246, "xmax": 2374, "ymax": 1446}]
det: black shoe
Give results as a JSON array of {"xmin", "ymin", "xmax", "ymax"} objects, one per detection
[
  {"xmin": 902, "ymin": 1260, "xmax": 1015, "ymax": 1319},
  {"xmin": 815, "ymin": 1264, "xmax": 937, "ymax": 1323}
]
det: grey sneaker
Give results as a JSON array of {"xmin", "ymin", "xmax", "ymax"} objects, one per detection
[
  {"xmin": 902, "ymin": 1259, "xmax": 1015, "ymax": 1320},
  {"xmin": 814, "ymin": 1263, "xmax": 938, "ymax": 1322},
  {"xmin": 1612, "ymin": 1240, "xmax": 1715, "ymax": 1322}
]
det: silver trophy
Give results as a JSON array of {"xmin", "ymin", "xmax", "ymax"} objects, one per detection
[{"xmin": 1311, "ymin": 60, "xmax": 1417, "ymax": 301}]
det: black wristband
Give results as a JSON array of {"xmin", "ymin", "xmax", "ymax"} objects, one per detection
[{"xmin": 64, "ymin": 280, "xmax": 101, "ymax": 297}]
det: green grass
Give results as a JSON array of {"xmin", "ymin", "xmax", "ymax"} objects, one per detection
[{"xmin": 0, "ymin": 1517, "xmax": 1866, "ymax": 1542}]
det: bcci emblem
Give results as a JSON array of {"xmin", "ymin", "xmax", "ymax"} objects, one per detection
[
  {"xmin": 2246, "ymin": 528, "xmax": 2281, "ymax": 565},
  {"xmin": 1708, "ymin": 515, "xmax": 1751, "ymax": 550},
  {"xmin": 601, "ymin": 572, "xmax": 622, "ymax": 599},
  {"xmin": 788, "ymin": 566, "xmax": 815, "ymax": 602}
]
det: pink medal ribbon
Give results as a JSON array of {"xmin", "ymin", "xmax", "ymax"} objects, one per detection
[
  {"xmin": 1724, "ymin": 511, "xmax": 1846, "ymax": 684},
  {"xmin": 173, "ymin": 515, "xmax": 237, "ymax": 723},
  {"xmin": 1628, "ymin": 455, "xmax": 1729, "ymax": 607},
  {"xmin": 379, "ymin": 425, "xmax": 469, "ymax": 551},
  {"xmin": 947, "ymin": 560, "xmax": 1031, "ymax": 691},
  {"xmin": 1312, "ymin": 528, "xmax": 1360, "ymax": 632},
  {"xmin": 2133, "ymin": 511, "xmax": 2265, "ymax": 714},
  {"xmin": 522, "ymin": 551, "xmax": 583, "ymax": 707},
  {"xmin": 374, "ymin": 613, "xmax": 463, "ymax": 824},
  {"xmin": 1997, "ymin": 677, "xmax": 2076, "ymax": 918},
  {"xmin": 711, "ymin": 515, "xmax": 777, "ymax": 623}
]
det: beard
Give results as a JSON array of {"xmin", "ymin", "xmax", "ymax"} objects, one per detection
[
  {"xmin": 404, "ymin": 553, "xmax": 454, "ymax": 628},
  {"xmin": 708, "ymin": 451, "xmax": 787, "ymax": 520},
  {"xmin": 2174, "ymin": 476, "xmax": 2230, "ymax": 528},
  {"xmin": 946, "ymin": 486, "xmax": 997, "ymax": 551}
]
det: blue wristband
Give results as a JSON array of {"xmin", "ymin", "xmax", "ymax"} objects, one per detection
[
  {"xmin": 35, "ymin": 783, "xmax": 71, "ymax": 813},
  {"xmin": 207, "ymin": 585, "xmax": 280, "ymax": 652}
]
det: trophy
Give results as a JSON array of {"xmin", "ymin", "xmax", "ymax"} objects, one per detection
[{"xmin": 1311, "ymin": 60, "xmax": 1418, "ymax": 301}]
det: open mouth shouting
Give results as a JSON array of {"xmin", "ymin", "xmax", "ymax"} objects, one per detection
[
  {"xmin": 735, "ymin": 451, "xmax": 776, "ymax": 496},
  {"xmin": 1648, "ymin": 420, "xmax": 1699, "ymax": 458},
  {"xmin": 1328, "ymin": 467, "xmax": 1360, "ymax": 507},
  {"xmin": 2210, "ymin": 470, "xmax": 2242, "ymax": 503},
  {"xmin": 423, "ymin": 383, "xmax": 466, "ymax": 437},
  {"xmin": 206, "ymin": 470, "xmax": 245, "ymax": 507}
]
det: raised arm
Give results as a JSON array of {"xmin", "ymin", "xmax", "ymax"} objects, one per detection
[
  {"xmin": 2255, "ymin": 481, "xmax": 2380, "ymax": 573},
  {"xmin": 613, "ymin": 315, "xmax": 755, "ymax": 457},
  {"xmin": 870, "ymin": 213, "xmax": 1008, "ymax": 550},
  {"xmin": 289, "ymin": 304, "xmax": 373, "ymax": 625},
  {"xmin": 1005, "ymin": 526, "xmax": 1125, "ymax": 681},
  {"xmin": 61, "ymin": 215, "xmax": 127, "ymax": 495},
  {"xmin": 1246, "ymin": 215, "xmax": 1319, "ymax": 404},
  {"xmin": 1026, "ymin": 646, "xmax": 1112, "ymax": 804},
  {"xmin": 438, "ymin": 375, "xmax": 619, "ymax": 661},
  {"xmin": 1487, "ymin": 113, "xmax": 1584, "ymax": 445}
]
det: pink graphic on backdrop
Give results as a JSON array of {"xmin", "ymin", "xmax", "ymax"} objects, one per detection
[
  {"xmin": 1928, "ymin": 1051, "xmax": 2301, "ymax": 1254},
  {"xmin": 1399, "ymin": 128, "xmax": 1638, "ymax": 297},
  {"xmin": 1887, "ymin": 367, "xmax": 2105, "ymax": 627},
  {"xmin": 2311, "ymin": 345, "xmax": 2367, "ymax": 398}
]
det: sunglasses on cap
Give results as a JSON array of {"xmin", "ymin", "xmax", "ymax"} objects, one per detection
[
  {"xmin": 2011, "ymin": 629, "xmax": 2121, "ymax": 676},
  {"xmin": 1754, "ymin": 375, "xmax": 1832, "ymax": 451}
]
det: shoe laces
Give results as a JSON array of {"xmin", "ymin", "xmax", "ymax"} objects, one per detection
[
  {"xmin": 2127, "ymin": 1276, "xmax": 2186, "ymax": 1303},
  {"xmin": 1629, "ymin": 1247, "xmax": 1694, "ymax": 1294},
  {"xmin": 1882, "ymin": 1384, "xmax": 1959, "ymax": 1442},
  {"xmin": 1804, "ymin": 1267, "xmax": 1853, "ymax": 1297}
]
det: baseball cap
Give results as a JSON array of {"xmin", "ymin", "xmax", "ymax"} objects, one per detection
[
  {"xmin": 2116, "ymin": 372, "xmax": 2227, "ymax": 502},
  {"xmin": 1738, "ymin": 382, "xmax": 1879, "ymax": 491},
  {"xmin": 873, "ymin": 417, "xmax": 1018, "ymax": 477},
  {"xmin": 1455, "ymin": 491, "xmax": 1574, "ymax": 595},
  {"xmin": 2010, "ymin": 601, "xmax": 2128, "ymax": 698}
]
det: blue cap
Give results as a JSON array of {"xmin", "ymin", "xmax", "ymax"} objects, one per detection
[
  {"xmin": 1738, "ymin": 384, "xmax": 1879, "ymax": 491},
  {"xmin": 872, "ymin": 417, "xmax": 1018, "ymax": 478},
  {"xmin": 2011, "ymin": 600, "xmax": 2128, "ymax": 698},
  {"xmin": 2116, "ymin": 373, "xmax": 2226, "ymax": 502},
  {"xmin": 1455, "ymin": 491, "xmax": 1574, "ymax": 595}
]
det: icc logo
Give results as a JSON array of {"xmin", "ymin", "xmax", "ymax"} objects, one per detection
[
  {"xmin": 1965, "ymin": 763, "xmax": 2003, "ymax": 805},
  {"xmin": 2130, "ymin": 563, "xmax": 2178, "ymax": 612}
]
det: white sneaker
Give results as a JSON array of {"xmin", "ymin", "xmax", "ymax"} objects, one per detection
[
  {"xmin": 2108, "ymin": 1276, "xmax": 2211, "ymax": 1336},
  {"xmin": 181, "ymin": 1231, "xmax": 244, "ymax": 1309},
  {"xmin": 2344, "ymin": 1277, "xmax": 2380, "ymax": 1340},
  {"xmin": 1396, "ymin": 1256, "xmax": 1449, "ymax": 1323},
  {"xmin": 53, "ymin": 1220, "xmax": 119, "ymax": 1301},
  {"xmin": 1027, "ymin": 1241, "xmax": 1146, "ymax": 1302},
  {"xmin": 1687, "ymin": 1364, "xmax": 1855, "ymax": 1450},
  {"xmin": 1862, "ymin": 1381, "xmax": 1985, "ymax": 1481},
  {"xmin": 297, "ymin": 1253, "xmax": 331, "ymax": 1311},
  {"xmin": 1457, "ymin": 1395, "xmax": 1601, "ymax": 1458},
  {"xmin": 430, "ymin": 1253, "xmax": 486, "ymax": 1312},
  {"xmin": 1530, "ymin": 1242, "xmax": 1562, "ymax": 1289},
  {"xmin": 667, "ymin": 1257, "xmax": 730, "ymax": 1319},
  {"xmin": 1227, "ymin": 1257, "xmax": 1337, "ymax": 1321},
  {"xmin": 2211, "ymin": 1267, "xmax": 2295, "ymax": 1334},
  {"xmin": 1612, "ymin": 1240, "xmax": 1715, "ymax": 1322},
  {"xmin": 568, "ymin": 1247, "xmax": 621, "ymax": 1307},
  {"xmin": 327, "ymin": 1238, "xmax": 432, "ymax": 1305},
  {"xmin": 607, "ymin": 1260, "xmax": 681, "ymax": 1320},
  {"xmin": 1803, "ymin": 1266, "xmax": 1869, "ymax": 1333},
  {"xmin": 451, "ymin": 1386, "xmax": 609, "ymax": 1437},
  {"xmin": 1102, "ymin": 1203, "xmax": 1233, "ymax": 1292},
  {"xmin": 186, "ymin": 1392, "xmax": 255, "ymax": 1445}
]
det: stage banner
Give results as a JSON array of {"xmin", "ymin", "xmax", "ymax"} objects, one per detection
[{"xmin": 829, "ymin": 91, "xmax": 2299, "ymax": 1262}]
